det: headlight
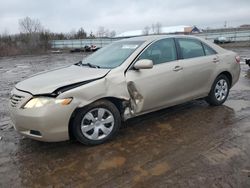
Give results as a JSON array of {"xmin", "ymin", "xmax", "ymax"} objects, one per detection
[{"xmin": 23, "ymin": 97, "xmax": 72, "ymax": 109}]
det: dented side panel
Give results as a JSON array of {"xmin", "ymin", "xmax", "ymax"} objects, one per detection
[
  {"xmin": 125, "ymin": 61, "xmax": 186, "ymax": 114},
  {"xmin": 127, "ymin": 81, "xmax": 144, "ymax": 114}
]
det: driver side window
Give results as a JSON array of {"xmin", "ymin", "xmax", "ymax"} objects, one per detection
[{"xmin": 138, "ymin": 38, "xmax": 177, "ymax": 65}]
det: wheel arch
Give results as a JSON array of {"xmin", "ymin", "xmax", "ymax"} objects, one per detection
[
  {"xmin": 217, "ymin": 71, "xmax": 232, "ymax": 88},
  {"xmin": 68, "ymin": 97, "xmax": 127, "ymax": 140}
]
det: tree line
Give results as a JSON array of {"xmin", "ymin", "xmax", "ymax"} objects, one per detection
[
  {"xmin": 0, "ymin": 17, "xmax": 116, "ymax": 56},
  {"xmin": 143, "ymin": 22, "xmax": 162, "ymax": 35}
]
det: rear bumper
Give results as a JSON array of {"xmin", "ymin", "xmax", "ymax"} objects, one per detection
[
  {"xmin": 9, "ymin": 88, "xmax": 78, "ymax": 142},
  {"xmin": 231, "ymin": 68, "xmax": 240, "ymax": 87},
  {"xmin": 232, "ymin": 63, "xmax": 241, "ymax": 87}
]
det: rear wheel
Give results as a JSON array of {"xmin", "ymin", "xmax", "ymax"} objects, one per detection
[
  {"xmin": 72, "ymin": 100, "xmax": 121, "ymax": 145},
  {"xmin": 205, "ymin": 75, "xmax": 230, "ymax": 106}
]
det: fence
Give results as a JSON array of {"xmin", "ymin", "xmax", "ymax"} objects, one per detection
[
  {"xmin": 51, "ymin": 38, "xmax": 119, "ymax": 49},
  {"xmin": 51, "ymin": 30, "xmax": 250, "ymax": 49},
  {"xmin": 195, "ymin": 29, "xmax": 250, "ymax": 42}
]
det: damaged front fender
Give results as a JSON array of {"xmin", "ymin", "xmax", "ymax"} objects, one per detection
[{"xmin": 57, "ymin": 68, "xmax": 145, "ymax": 121}]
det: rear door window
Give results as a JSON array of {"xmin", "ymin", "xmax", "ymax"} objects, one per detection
[
  {"xmin": 138, "ymin": 38, "xmax": 177, "ymax": 65},
  {"xmin": 202, "ymin": 43, "xmax": 217, "ymax": 56},
  {"xmin": 177, "ymin": 38, "xmax": 205, "ymax": 59}
]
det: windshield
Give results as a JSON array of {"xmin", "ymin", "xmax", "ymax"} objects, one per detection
[{"xmin": 81, "ymin": 40, "xmax": 144, "ymax": 69}]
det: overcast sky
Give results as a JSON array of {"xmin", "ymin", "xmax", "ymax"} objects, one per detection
[{"xmin": 1, "ymin": 0, "xmax": 250, "ymax": 35}]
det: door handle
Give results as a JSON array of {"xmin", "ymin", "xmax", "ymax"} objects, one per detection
[
  {"xmin": 213, "ymin": 57, "xmax": 219, "ymax": 63},
  {"xmin": 173, "ymin": 66, "xmax": 183, "ymax": 72}
]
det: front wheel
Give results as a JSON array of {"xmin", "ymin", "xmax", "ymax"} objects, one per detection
[
  {"xmin": 205, "ymin": 75, "xmax": 230, "ymax": 106},
  {"xmin": 72, "ymin": 100, "xmax": 121, "ymax": 145}
]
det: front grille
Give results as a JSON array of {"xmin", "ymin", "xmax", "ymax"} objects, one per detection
[{"xmin": 10, "ymin": 94, "xmax": 25, "ymax": 108}]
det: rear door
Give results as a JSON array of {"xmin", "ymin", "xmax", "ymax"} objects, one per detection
[{"xmin": 176, "ymin": 38, "xmax": 218, "ymax": 99}]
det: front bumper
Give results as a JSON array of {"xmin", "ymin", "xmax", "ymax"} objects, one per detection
[{"xmin": 9, "ymin": 88, "xmax": 77, "ymax": 142}]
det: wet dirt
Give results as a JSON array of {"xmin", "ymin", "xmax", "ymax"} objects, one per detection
[{"xmin": 0, "ymin": 49, "xmax": 250, "ymax": 187}]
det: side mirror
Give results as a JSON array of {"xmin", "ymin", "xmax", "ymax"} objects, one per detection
[{"xmin": 133, "ymin": 59, "xmax": 153, "ymax": 70}]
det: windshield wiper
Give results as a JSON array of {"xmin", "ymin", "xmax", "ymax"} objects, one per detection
[
  {"xmin": 85, "ymin": 63, "xmax": 100, "ymax": 68},
  {"xmin": 76, "ymin": 61, "xmax": 100, "ymax": 68}
]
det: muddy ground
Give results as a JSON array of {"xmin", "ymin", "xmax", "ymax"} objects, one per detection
[{"xmin": 0, "ymin": 48, "xmax": 250, "ymax": 187}]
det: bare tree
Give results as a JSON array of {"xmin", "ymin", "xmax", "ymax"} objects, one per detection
[
  {"xmin": 68, "ymin": 29, "xmax": 77, "ymax": 39},
  {"xmin": 19, "ymin": 17, "xmax": 43, "ymax": 34},
  {"xmin": 105, "ymin": 29, "xmax": 110, "ymax": 37},
  {"xmin": 75, "ymin": 28, "xmax": 87, "ymax": 39},
  {"xmin": 96, "ymin": 27, "xmax": 116, "ymax": 38},
  {"xmin": 2, "ymin": 28, "xmax": 10, "ymax": 37},
  {"xmin": 89, "ymin": 31, "xmax": 95, "ymax": 38},
  {"xmin": 155, "ymin": 22, "xmax": 162, "ymax": 34},
  {"xmin": 0, "ymin": 29, "xmax": 13, "ymax": 56},
  {"xmin": 96, "ymin": 26, "xmax": 106, "ymax": 38},
  {"xmin": 18, "ymin": 17, "xmax": 49, "ymax": 53},
  {"xmin": 151, "ymin": 24, "xmax": 155, "ymax": 34},
  {"xmin": 109, "ymin": 30, "xmax": 116, "ymax": 38},
  {"xmin": 143, "ymin": 26, "xmax": 150, "ymax": 35}
]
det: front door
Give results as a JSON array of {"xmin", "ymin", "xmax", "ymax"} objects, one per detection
[{"xmin": 125, "ymin": 38, "xmax": 184, "ymax": 114}]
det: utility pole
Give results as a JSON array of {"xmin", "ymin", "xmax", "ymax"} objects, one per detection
[{"xmin": 224, "ymin": 21, "xmax": 227, "ymax": 28}]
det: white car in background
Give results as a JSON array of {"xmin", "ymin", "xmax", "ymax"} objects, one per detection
[{"xmin": 214, "ymin": 36, "xmax": 231, "ymax": 44}]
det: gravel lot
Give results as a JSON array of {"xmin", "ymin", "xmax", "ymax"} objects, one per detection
[{"xmin": 0, "ymin": 48, "xmax": 250, "ymax": 187}]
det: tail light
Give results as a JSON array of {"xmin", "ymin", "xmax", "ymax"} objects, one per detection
[{"xmin": 235, "ymin": 55, "xmax": 241, "ymax": 64}]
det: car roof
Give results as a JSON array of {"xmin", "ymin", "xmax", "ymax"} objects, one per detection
[
  {"xmin": 120, "ymin": 34, "xmax": 202, "ymax": 43},
  {"xmin": 119, "ymin": 34, "xmax": 227, "ymax": 53}
]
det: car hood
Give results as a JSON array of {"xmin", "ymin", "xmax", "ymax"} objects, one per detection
[{"xmin": 15, "ymin": 65, "xmax": 110, "ymax": 95}]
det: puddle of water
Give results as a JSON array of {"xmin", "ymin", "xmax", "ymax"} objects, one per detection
[
  {"xmin": 241, "ymin": 169, "xmax": 250, "ymax": 177},
  {"xmin": 204, "ymin": 145, "xmax": 242, "ymax": 165},
  {"xmin": 245, "ymin": 71, "xmax": 250, "ymax": 79},
  {"xmin": 224, "ymin": 100, "xmax": 250, "ymax": 112}
]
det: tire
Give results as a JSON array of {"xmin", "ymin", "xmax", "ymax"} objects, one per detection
[
  {"xmin": 72, "ymin": 100, "xmax": 121, "ymax": 145},
  {"xmin": 205, "ymin": 74, "xmax": 230, "ymax": 106}
]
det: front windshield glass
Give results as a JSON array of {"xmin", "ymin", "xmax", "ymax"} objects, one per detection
[{"xmin": 82, "ymin": 40, "xmax": 144, "ymax": 69}]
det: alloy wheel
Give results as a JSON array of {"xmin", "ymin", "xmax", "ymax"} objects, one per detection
[
  {"xmin": 81, "ymin": 108, "xmax": 115, "ymax": 140},
  {"xmin": 214, "ymin": 79, "xmax": 228, "ymax": 101}
]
